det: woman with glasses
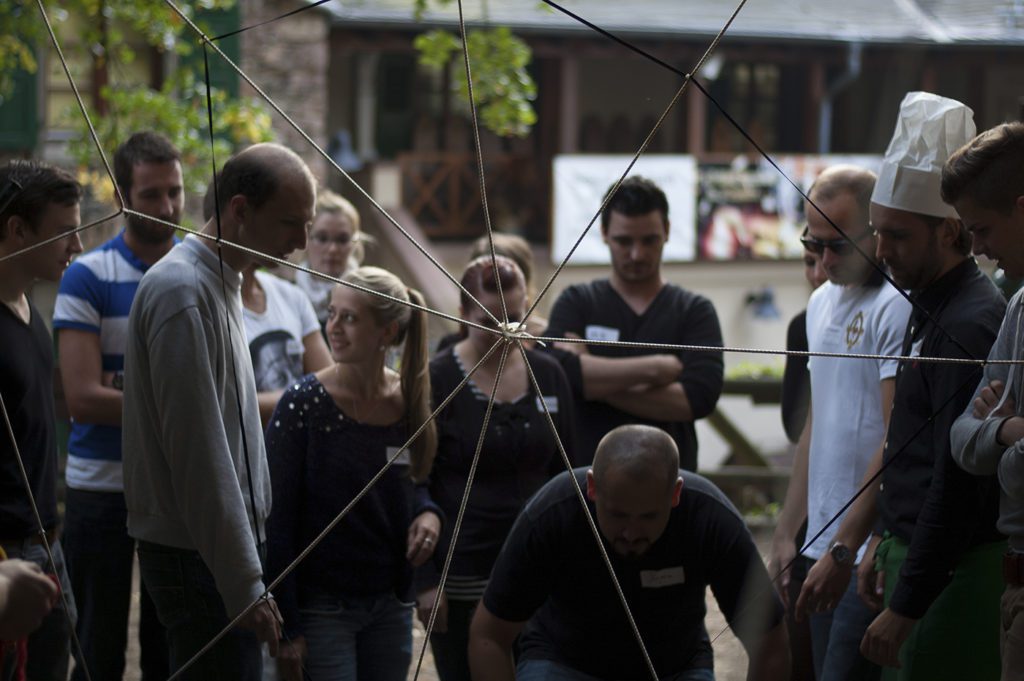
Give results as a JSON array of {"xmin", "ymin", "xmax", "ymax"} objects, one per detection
[
  {"xmin": 295, "ymin": 189, "xmax": 368, "ymax": 330},
  {"xmin": 266, "ymin": 267, "xmax": 441, "ymax": 681},
  {"xmin": 418, "ymin": 255, "xmax": 577, "ymax": 681}
]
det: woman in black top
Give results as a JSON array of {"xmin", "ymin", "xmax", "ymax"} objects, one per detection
[
  {"xmin": 266, "ymin": 266, "xmax": 441, "ymax": 681},
  {"xmin": 420, "ymin": 255, "xmax": 577, "ymax": 681}
]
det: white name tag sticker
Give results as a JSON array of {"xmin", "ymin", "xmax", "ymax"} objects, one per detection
[
  {"xmin": 910, "ymin": 339, "xmax": 924, "ymax": 358},
  {"xmin": 536, "ymin": 395, "xmax": 559, "ymax": 414},
  {"xmin": 584, "ymin": 325, "xmax": 620, "ymax": 343},
  {"xmin": 387, "ymin": 446, "xmax": 411, "ymax": 466},
  {"xmin": 640, "ymin": 566, "xmax": 685, "ymax": 589}
]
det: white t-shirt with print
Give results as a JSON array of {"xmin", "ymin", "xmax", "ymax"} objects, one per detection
[
  {"xmin": 244, "ymin": 270, "xmax": 321, "ymax": 392},
  {"xmin": 804, "ymin": 280, "xmax": 911, "ymax": 561}
]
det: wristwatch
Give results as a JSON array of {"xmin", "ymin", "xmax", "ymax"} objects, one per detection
[{"xmin": 828, "ymin": 540, "xmax": 853, "ymax": 567}]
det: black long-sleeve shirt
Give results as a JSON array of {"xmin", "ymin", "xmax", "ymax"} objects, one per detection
[
  {"xmin": 265, "ymin": 375, "xmax": 442, "ymax": 638},
  {"xmin": 878, "ymin": 258, "xmax": 1005, "ymax": 619},
  {"xmin": 544, "ymin": 280, "xmax": 724, "ymax": 470},
  {"xmin": 421, "ymin": 346, "xmax": 576, "ymax": 589}
]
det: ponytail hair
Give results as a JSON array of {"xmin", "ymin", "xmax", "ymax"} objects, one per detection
[{"xmin": 341, "ymin": 267, "xmax": 437, "ymax": 482}]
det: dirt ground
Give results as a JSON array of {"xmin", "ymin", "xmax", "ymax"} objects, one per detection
[{"xmin": 117, "ymin": 539, "xmax": 764, "ymax": 681}]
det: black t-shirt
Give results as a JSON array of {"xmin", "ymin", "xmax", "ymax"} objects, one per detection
[
  {"xmin": 544, "ymin": 280, "xmax": 724, "ymax": 470},
  {"xmin": 484, "ymin": 468, "xmax": 783, "ymax": 679},
  {"xmin": 0, "ymin": 300, "xmax": 59, "ymax": 538},
  {"xmin": 423, "ymin": 346, "xmax": 577, "ymax": 587}
]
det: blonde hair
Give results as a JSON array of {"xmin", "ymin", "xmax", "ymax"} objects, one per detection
[
  {"xmin": 341, "ymin": 266, "xmax": 436, "ymax": 481},
  {"xmin": 317, "ymin": 189, "xmax": 367, "ymax": 266}
]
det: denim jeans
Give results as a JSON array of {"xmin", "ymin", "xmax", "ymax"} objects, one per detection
[
  {"xmin": 299, "ymin": 590, "xmax": 413, "ymax": 681},
  {"xmin": 137, "ymin": 540, "xmax": 261, "ymax": 681},
  {"xmin": 64, "ymin": 488, "xmax": 168, "ymax": 680},
  {"xmin": 517, "ymin": 658, "xmax": 715, "ymax": 681},
  {"xmin": 808, "ymin": 571, "xmax": 880, "ymax": 681},
  {"xmin": 0, "ymin": 538, "xmax": 76, "ymax": 681}
]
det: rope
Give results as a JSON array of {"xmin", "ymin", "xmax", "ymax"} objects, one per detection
[
  {"xmin": 169, "ymin": 337, "xmax": 505, "ymax": 678},
  {"xmin": 454, "ymin": 0, "xmax": 509, "ymax": 325},
  {"xmin": 0, "ymin": 389, "xmax": 92, "ymax": 681},
  {"xmin": 412, "ymin": 342, "xmax": 513, "ymax": 680},
  {"xmin": 519, "ymin": 340, "xmax": 661, "ymax": 681},
  {"xmin": 161, "ymin": 0, "xmax": 504, "ymax": 330}
]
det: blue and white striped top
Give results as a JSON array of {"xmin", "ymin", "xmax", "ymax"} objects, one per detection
[{"xmin": 53, "ymin": 231, "xmax": 171, "ymax": 492}]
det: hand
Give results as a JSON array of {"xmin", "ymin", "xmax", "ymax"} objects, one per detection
[
  {"xmin": 973, "ymin": 380, "xmax": 1015, "ymax": 419},
  {"xmin": 416, "ymin": 586, "xmax": 448, "ymax": 634},
  {"xmin": 860, "ymin": 608, "xmax": 916, "ymax": 668},
  {"xmin": 767, "ymin": 535, "xmax": 797, "ymax": 609},
  {"xmin": 238, "ymin": 597, "xmax": 282, "ymax": 657},
  {"xmin": 553, "ymin": 332, "xmax": 588, "ymax": 356},
  {"xmin": 651, "ymin": 354, "xmax": 684, "ymax": 384},
  {"xmin": 276, "ymin": 636, "xmax": 307, "ymax": 681},
  {"xmin": 407, "ymin": 511, "xmax": 442, "ymax": 567},
  {"xmin": 0, "ymin": 559, "xmax": 59, "ymax": 639},
  {"xmin": 857, "ymin": 535, "xmax": 885, "ymax": 611},
  {"xmin": 795, "ymin": 553, "xmax": 852, "ymax": 622}
]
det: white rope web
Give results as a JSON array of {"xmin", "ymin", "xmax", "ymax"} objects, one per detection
[{"xmin": 2, "ymin": 1, "xmax": 1017, "ymax": 680}]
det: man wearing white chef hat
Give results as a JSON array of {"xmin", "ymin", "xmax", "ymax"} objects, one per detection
[{"xmin": 798, "ymin": 92, "xmax": 1006, "ymax": 680}]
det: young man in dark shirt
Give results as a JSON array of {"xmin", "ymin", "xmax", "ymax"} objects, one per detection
[
  {"xmin": 796, "ymin": 93, "xmax": 1005, "ymax": 679},
  {"xmin": 469, "ymin": 425, "xmax": 789, "ymax": 681},
  {"xmin": 544, "ymin": 177, "xmax": 724, "ymax": 471},
  {"xmin": 0, "ymin": 160, "xmax": 83, "ymax": 680}
]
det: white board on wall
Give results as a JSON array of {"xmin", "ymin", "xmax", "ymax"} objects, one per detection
[{"xmin": 551, "ymin": 155, "xmax": 698, "ymax": 265}]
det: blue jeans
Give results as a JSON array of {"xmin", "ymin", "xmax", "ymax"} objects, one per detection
[
  {"xmin": 517, "ymin": 658, "xmax": 715, "ymax": 681},
  {"xmin": 137, "ymin": 541, "xmax": 261, "ymax": 681},
  {"xmin": 808, "ymin": 571, "xmax": 881, "ymax": 681},
  {"xmin": 299, "ymin": 591, "xmax": 413, "ymax": 681},
  {"xmin": 0, "ymin": 538, "xmax": 76, "ymax": 681},
  {"xmin": 64, "ymin": 488, "xmax": 168, "ymax": 680}
]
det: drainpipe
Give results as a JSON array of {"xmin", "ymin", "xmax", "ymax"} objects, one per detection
[{"xmin": 818, "ymin": 42, "xmax": 862, "ymax": 153}]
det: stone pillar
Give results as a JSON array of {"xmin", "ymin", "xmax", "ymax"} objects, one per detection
[{"xmin": 240, "ymin": 0, "xmax": 329, "ymax": 180}]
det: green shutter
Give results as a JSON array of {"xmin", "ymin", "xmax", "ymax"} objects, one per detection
[
  {"xmin": 187, "ymin": 5, "xmax": 241, "ymax": 98},
  {"xmin": 0, "ymin": 67, "xmax": 39, "ymax": 151}
]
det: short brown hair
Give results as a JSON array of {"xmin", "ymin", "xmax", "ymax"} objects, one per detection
[
  {"xmin": 0, "ymin": 160, "xmax": 81, "ymax": 236},
  {"xmin": 114, "ymin": 131, "xmax": 180, "ymax": 196},
  {"xmin": 941, "ymin": 122, "xmax": 1024, "ymax": 215}
]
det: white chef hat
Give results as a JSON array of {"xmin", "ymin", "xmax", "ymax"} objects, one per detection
[{"xmin": 871, "ymin": 91, "xmax": 976, "ymax": 218}]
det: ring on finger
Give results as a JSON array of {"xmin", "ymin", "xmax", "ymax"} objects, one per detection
[{"xmin": 424, "ymin": 537, "xmax": 434, "ymax": 545}]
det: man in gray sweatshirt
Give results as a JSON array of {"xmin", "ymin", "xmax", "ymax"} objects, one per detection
[
  {"xmin": 123, "ymin": 143, "xmax": 315, "ymax": 679},
  {"xmin": 945, "ymin": 121, "xmax": 1024, "ymax": 680}
]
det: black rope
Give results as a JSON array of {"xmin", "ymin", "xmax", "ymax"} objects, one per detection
[
  {"xmin": 210, "ymin": 0, "xmax": 336, "ymax": 42},
  {"xmin": 539, "ymin": 0, "xmax": 979, "ymax": 364}
]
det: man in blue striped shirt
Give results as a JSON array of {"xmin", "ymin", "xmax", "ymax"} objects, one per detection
[{"xmin": 53, "ymin": 131, "xmax": 182, "ymax": 680}]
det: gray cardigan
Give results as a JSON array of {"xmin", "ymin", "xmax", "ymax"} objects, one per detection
[
  {"xmin": 951, "ymin": 288, "xmax": 1024, "ymax": 552},
  {"xmin": 123, "ymin": 235, "xmax": 271, "ymax": 616}
]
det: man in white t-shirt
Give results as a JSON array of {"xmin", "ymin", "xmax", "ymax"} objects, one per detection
[
  {"xmin": 241, "ymin": 264, "xmax": 332, "ymax": 425},
  {"xmin": 769, "ymin": 165, "xmax": 911, "ymax": 681}
]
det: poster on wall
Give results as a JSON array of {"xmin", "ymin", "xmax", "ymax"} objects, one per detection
[
  {"xmin": 697, "ymin": 155, "xmax": 883, "ymax": 261},
  {"xmin": 551, "ymin": 155, "xmax": 698, "ymax": 265}
]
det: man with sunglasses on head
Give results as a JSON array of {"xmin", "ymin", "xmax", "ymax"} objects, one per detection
[
  {"xmin": 769, "ymin": 164, "xmax": 911, "ymax": 681},
  {"xmin": 795, "ymin": 93, "xmax": 1005, "ymax": 680},
  {"xmin": 545, "ymin": 176, "xmax": 724, "ymax": 471}
]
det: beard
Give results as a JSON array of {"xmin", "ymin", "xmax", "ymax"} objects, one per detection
[{"xmin": 126, "ymin": 210, "xmax": 178, "ymax": 245}]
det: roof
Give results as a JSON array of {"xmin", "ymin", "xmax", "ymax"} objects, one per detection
[{"xmin": 317, "ymin": 0, "xmax": 1024, "ymax": 46}]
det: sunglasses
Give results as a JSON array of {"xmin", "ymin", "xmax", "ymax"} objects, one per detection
[{"xmin": 800, "ymin": 226, "xmax": 873, "ymax": 256}]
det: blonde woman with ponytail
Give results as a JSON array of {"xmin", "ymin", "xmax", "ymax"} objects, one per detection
[{"xmin": 265, "ymin": 266, "xmax": 440, "ymax": 681}]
